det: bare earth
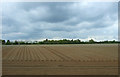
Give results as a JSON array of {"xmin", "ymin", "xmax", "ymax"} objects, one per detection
[{"xmin": 2, "ymin": 44, "xmax": 118, "ymax": 75}]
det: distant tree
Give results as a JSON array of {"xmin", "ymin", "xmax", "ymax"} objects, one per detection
[
  {"xmin": 6, "ymin": 40, "xmax": 11, "ymax": 45},
  {"xmin": 14, "ymin": 40, "xmax": 18, "ymax": 45},
  {"xmin": 77, "ymin": 39, "xmax": 81, "ymax": 43},
  {"xmin": 103, "ymin": 40, "xmax": 108, "ymax": 43},
  {"xmin": 1, "ymin": 39, "xmax": 119, "ymax": 45},
  {"xmin": 2, "ymin": 40, "xmax": 6, "ymax": 45},
  {"xmin": 19, "ymin": 41, "xmax": 25, "ymax": 45},
  {"xmin": 45, "ymin": 39, "xmax": 48, "ymax": 42},
  {"xmin": 73, "ymin": 39, "xmax": 81, "ymax": 44},
  {"xmin": 71, "ymin": 39, "xmax": 73, "ymax": 41},
  {"xmin": 89, "ymin": 39, "xmax": 94, "ymax": 43},
  {"xmin": 112, "ymin": 40, "xmax": 115, "ymax": 43},
  {"xmin": 33, "ymin": 41, "xmax": 38, "ymax": 44}
]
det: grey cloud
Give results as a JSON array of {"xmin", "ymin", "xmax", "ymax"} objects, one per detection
[{"xmin": 2, "ymin": 2, "xmax": 118, "ymax": 41}]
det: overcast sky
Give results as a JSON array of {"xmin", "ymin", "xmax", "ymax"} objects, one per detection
[{"xmin": 2, "ymin": 2, "xmax": 118, "ymax": 41}]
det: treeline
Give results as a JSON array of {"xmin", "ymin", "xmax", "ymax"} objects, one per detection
[{"xmin": 1, "ymin": 39, "xmax": 119, "ymax": 45}]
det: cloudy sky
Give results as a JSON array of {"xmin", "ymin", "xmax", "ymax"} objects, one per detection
[{"xmin": 2, "ymin": 2, "xmax": 118, "ymax": 41}]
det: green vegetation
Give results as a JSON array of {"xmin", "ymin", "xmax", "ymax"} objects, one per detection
[{"xmin": 1, "ymin": 39, "xmax": 119, "ymax": 45}]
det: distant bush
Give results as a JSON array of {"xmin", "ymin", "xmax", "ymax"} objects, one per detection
[{"xmin": 1, "ymin": 39, "xmax": 119, "ymax": 45}]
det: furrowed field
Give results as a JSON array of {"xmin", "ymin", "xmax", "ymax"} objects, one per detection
[{"xmin": 2, "ymin": 44, "xmax": 118, "ymax": 75}]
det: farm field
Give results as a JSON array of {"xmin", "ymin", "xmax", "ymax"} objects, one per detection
[{"xmin": 2, "ymin": 44, "xmax": 118, "ymax": 75}]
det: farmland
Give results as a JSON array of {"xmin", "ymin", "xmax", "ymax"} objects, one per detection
[{"xmin": 2, "ymin": 44, "xmax": 118, "ymax": 75}]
